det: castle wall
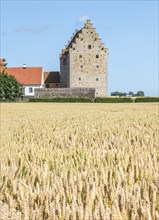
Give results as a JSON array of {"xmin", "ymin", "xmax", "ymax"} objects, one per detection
[
  {"xmin": 70, "ymin": 26, "xmax": 108, "ymax": 96},
  {"xmin": 34, "ymin": 88, "xmax": 95, "ymax": 99},
  {"xmin": 60, "ymin": 20, "xmax": 108, "ymax": 97},
  {"xmin": 60, "ymin": 53, "xmax": 70, "ymax": 87}
]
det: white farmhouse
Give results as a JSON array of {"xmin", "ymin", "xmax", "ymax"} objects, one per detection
[{"xmin": 6, "ymin": 65, "xmax": 44, "ymax": 96}]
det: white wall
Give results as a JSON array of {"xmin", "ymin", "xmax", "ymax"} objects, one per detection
[{"xmin": 22, "ymin": 84, "xmax": 43, "ymax": 96}]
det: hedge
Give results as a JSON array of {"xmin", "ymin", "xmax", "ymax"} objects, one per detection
[
  {"xmin": 29, "ymin": 97, "xmax": 93, "ymax": 103},
  {"xmin": 94, "ymin": 97, "xmax": 133, "ymax": 103},
  {"xmin": 28, "ymin": 97, "xmax": 159, "ymax": 103},
  {"xmin": 134, "ymin": 97, "xmax": 159, "ymax": 102}
]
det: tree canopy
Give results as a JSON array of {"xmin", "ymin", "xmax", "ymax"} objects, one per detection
[{"xmin": 0, "ymin": 68, "xmax": 22, "ymax": 101}]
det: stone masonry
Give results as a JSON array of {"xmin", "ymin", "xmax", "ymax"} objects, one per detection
[
  {"xmin": 60, "ymin": 20, "xmax": 108, "ymax": 96},
  {"xmin": 35, "ymin": 88, "xmax": 95, "ymax": 99}
]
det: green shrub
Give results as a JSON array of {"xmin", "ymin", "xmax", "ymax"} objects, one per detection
[
  {"xmin": 29, "ymin": 97, "xmax": 159, "ymax": 103},
  {"xmin": 134, "ymin": 97, "xmax": 159, "ymax": 102},
  {"xmin": 0, "ymin": 71, "xmax": 22, "ymax": 101},
  {"xmin": 94, "ymin": 97, "xmax": 133, "ymax": 103},
  {"xmin": 29, "ymin": 97, "xmax": 93, "ymax": 103}
]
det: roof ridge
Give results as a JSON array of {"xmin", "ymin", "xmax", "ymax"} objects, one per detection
[{"xmin": 7, "ymin": 66, "xmax": 42, "ymax": 69}]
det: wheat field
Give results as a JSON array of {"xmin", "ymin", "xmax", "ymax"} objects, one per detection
[{"xmin": 0, "ymin": 103, "xmax": 159, "ymax": 220}]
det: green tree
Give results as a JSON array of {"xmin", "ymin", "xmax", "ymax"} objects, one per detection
[
  {"xmin": 111, "ymin": 91, "xmax": 127, "ymax": 97},
  {"xmin": 111, "ymin": 91, "xmax": 120, "ymax": 96},
  {"xmin": 128, "ymin": 91, "xmax": 134, "ymax": 96},
  {"xmin": 137, "ymin": 91, "xmax": 145, "ymax": 96},
  {"xmin": 0, "ymin": 70, "xmax": 22, "ymax": 101}
]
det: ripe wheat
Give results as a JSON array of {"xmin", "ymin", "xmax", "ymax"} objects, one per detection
[{"xmin": 0, "ymin": 103, "xmax": 158, "ymax": 220}]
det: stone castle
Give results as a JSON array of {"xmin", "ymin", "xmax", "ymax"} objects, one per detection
[
  {"xmin": 1, "ymin": 20, "xmax": 108, "ymax": 98},
  {"xmin": 60, "ymin": 20, "xmax": 108, "ymax": 97}
]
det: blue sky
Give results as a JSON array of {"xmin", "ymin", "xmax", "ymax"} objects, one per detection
[{"xmin": 1, "ymin": 0, "xmax": 158, "ymax": 96}]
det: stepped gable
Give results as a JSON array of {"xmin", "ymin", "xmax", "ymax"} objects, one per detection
[
  {"xmin": 60, "ymin": 20, "xmax": 108, "ymax": 96},
  {"xmin": 61, "ymin": 29, "xmax": 81, "ymax": 57},
  {"xmin": 61, "ymin": 20, "xmax": 107, "ymax": 56}
]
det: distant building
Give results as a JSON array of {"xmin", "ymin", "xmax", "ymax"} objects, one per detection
[
  {"xmin": 44, "ymin": 71, "xmax": 60, "ymax": 88},
  {"xmin": 0, "ymin": 58, "xmax": 5, "ymax": 72},
  {"xmin": 1, "ymin": 20, "xmax": 108, "ymax": 97},
  {"xmin": 6, "ymin": 65, "xmax": 44, "ymax": 96},
  {"xmin": 60, "ymin": 20, "xmax": 108, "ymax": 96}
]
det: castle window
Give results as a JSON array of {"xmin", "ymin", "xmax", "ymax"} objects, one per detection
[
  {"xmin": 63, "ymin": 58, "xmax": 67, "ymax": 65},
  {"xmin": 88, "ymin": 45, "xmax": 91, "ymax": 49},
  {"xmin": 79, "ymin": 77, "xmax": 81, "ymax": 81},
  {"xmin": 94, "ymin": 38, "xmax": 97, "ymax": 41},
  {"xmin": 96, "ymin": 78, "xmax": 98, "ymax": 81},
  {"xmin": 46, "ymin": 84, "xmax": 49, "ymax": 88},
  {"xmin": 81, "ymin": 65, "xmax": 83, "ymax": 68},
  {"xmin": 96, "ymin": 65, "xmax": 99, "ymax": 68},
  {"xmin": 101, "ymin": 47, "xmax": 104, "ymax": 50},
  {"xmin": 79, "ymin": 55, "xmax": 82, "ymax": 58},
  {"xmin": 81, "ymin": 38, "xmax": 83, "ymax": 41},
  {"xmin": 96, "ymin": 55, "xmax": 99, "ymax": 58}
]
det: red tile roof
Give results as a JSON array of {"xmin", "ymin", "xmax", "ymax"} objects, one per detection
[
  {"xmin": 6, "ymin": 67, "xmax": 43, "ymax": 85},
  {"xmin": 0, "ymin": 59, "xmax": 3, "ymax": 65},
  {"xmin": 0, "ymin": 59, "xmax": 4, "ymax": 72}
]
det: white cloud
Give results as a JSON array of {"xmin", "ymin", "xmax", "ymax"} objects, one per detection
[
  {"xmin": 15, "ymin": 25, "xmax": 49, "ymax": 34},
  {"xmin": 78, "ymin": 15, "xmax": 90, "ymax": 23}
]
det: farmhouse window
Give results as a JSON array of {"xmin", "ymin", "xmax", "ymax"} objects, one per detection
[
  {"xmin": 29, "ymin": 87, "xmax": 33, "ymax": 93},
  {"xmin": 22, "ymin": 87, "xmax": 25, "ymax": 94}
]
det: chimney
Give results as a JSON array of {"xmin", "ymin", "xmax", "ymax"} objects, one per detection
[
  {"xmin": 85, "ymin": 20, "xmax": 92, "ymax": 29},
  {"xmin": 23, "ymin": 64, "xmax": 27, "ymax": 69}
]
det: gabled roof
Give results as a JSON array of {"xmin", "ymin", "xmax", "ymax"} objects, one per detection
[
  {"xmin": 44, "ymin": 72, "xmax": 50, "ymax": 81},
  {"xmin": 44, "ymin": 71, "xmax": 60, "ymax": 83},
  {"xmin": 61, "ymin": 29, "xmax": 81, "ymax": 56},
  {"xmin": 60, "ymin": 20, "xmax": 107, "ymax": 57},
  {"xmin": 0, "ymin": 58, "xmax": 5, "ymax": 72},
  {"xmin": 0, "ymin": 59, "xmax": 3, "ymax": 66},
  {"xmin": 6, "ymin": 67, "xmax": 43, "ymax": 85}
]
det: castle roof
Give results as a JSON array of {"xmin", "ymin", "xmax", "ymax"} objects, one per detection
[{"xmin": 6, "ymin": 67, "xmax": 43, "ymax": 85}]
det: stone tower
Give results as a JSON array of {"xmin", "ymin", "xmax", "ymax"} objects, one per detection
[{"xmin": 60, "ymin": 20, "xmax": 108, "ymax": 96}]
